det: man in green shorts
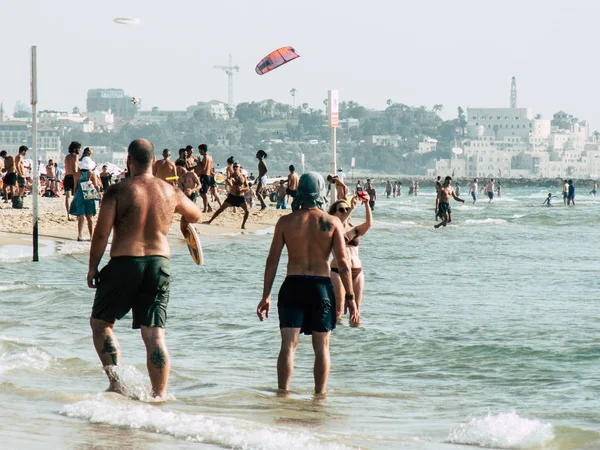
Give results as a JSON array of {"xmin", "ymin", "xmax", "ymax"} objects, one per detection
[
  {"xmin": 87, "ymin": 139, "xmax": 201, "ymax": 398},
  {"xmin": 256, "ymin": 172, "xmax": 358, "ymax": 394}
]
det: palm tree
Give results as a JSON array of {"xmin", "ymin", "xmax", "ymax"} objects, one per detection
[
  {"xmin": 386, "ymin": 99, "xmax": 393, "ymax": 107},
  {"xmin": 290, "ymin": 88, "xmax": 297, "ymax": 108},
  {"xmin": 432, "ymin": 104, "xmax": 443, "ymax": 113}
]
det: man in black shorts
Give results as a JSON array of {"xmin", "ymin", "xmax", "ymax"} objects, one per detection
[
  {"xmin": 204, "ymin": 162, "xmax": 250, "ymax": 229},
  {"xmin": 1, "ymin": 150, "xmax": 17, "ymax": 203},
  {"xmin": 256, "ymin": 172, "xmax": 357, "ymax": 394},
  {"xmin": 87, "ymin": 139, "xmax": 201, "ymax": 398}
]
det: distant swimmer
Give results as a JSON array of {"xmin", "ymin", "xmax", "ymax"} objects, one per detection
[
  {"xmin": 434, "ymin": 176, "xmax": 465, "ymax": 229},
  {"xmin": 88, "ymin": 139, "xmax": 201, "ymax": 398},
  {"xmin": 205, "ymin": 162, "xmax": 250, "ymax": 229},
  {"xmin": 590, "ymin": 181, "xmax": 597, "ymax": 196},
  {"xmin": 496, "ymin": 182, "xmax": 502, "ymax": 198},
  {"xmin": 562, "ymin": 180, "xmax": 568, "ymax": 205},
  {"xmin": 365, "ymin": 179, "xmax": 377, "ymax": 210},
  {"xmin": 434, "ymin": 176, "xmax": 442, "ymax": 193},
  {"xmin": 567, "ymin": 179, "xmax": 575, "ymax": 206},
  {"xmin": 455, "ymin": 182, "xmax": 461, "ymax": 197},
  {"xmin": 256, "ymin": 172, "xmax": 357, "ymax": 394},
  {"xmin": 385, "ymin": 180, "xmax": 392, "ymax": 198},
  {"xmin": 543, "ymin": 193, "xmax": 553, "ymax": 207},
  {"xmin": 485, "ymin": 178, "xmax": 495, "ymax": 203},
  {"xmin": 153, "ymin": 149, "xmax": 177, "ymax": 185}
]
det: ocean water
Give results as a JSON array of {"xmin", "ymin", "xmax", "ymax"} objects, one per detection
[{"xmin": 1, "ymin": 186, "xmax": 600, "ymax": 449}]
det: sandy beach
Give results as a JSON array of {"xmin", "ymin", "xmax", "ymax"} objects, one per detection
[{"xmin": 0, "ymin": 195, "xmax": 285, "ymax": 256}]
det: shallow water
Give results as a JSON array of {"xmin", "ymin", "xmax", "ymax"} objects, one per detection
[{"xmin": 1, "ymin": 187, "xmax": 600, "ymax": 449}]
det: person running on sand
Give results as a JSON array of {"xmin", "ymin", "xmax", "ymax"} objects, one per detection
[
  {"xmin": 196, "ymin": 144, "xmax": 222, "ymax": 213},
  {"xmin": 434, "ymin": 176, "xmax": 465, "ymax": 228},
  {"xmin": 64, "ymin": 141, "xmax": 81, "ymax": 220},
  {"xmin": 69, "ymin": 157, "xmax": 102, "ymax": 241},
  {"xmin": 88, "ymin": 139, "xmax": 201, "ymax": 399},
  {"xmin": 256, "ymin": 172, "xmax": 358, "ymax": 394},
  {"xmin": 329, "ymin": 193, "xmax": 372, "ymax": 325},
  {"xmin": 255, "ymin": 150, "xmax": 269, "ymax": 210},
  {"xmin": 205, "ymin": 162, "xmax": 250, "ymax": 229},
  {"xmin": 286, "ymin": 165, "xmax": 299, "ymax": 202},
  {"xmin": 1, "ymin": 150, "xmax": 16, "ymax": 203},
  {"xmin": 153, "ymin": 149, "xmax": 177, "ymax": 185}
]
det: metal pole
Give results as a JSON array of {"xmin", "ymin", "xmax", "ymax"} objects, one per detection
[
  {"xmin": 330, "ymin": 126, "xmax": 337, "ymax": 203},
  {"xmin": 31, "ymin": 46, "xmax": 39, "ymax": 262}
]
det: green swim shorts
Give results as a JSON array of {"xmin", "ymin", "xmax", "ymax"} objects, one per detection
[{"xmin": 91, "ymin": 256, "xmax": 171, "ymax": 329}]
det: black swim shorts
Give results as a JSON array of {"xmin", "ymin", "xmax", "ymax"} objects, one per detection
[
  {"xmin": 199, "ymin": 175, "xmax": 216, "ymax": 194},
  {"xmin": 3, "ymin": 172, "xmax": 17, "ymax": 186},
  {"xmin": 92, "ymin": 256, "xmax": 171, "ymax": 329},
  {"xmin": 17, "ymin": 176, "xmax": 26, "ymax": 189},
  {"xmin": 286, "ymin": 188, "xmax": 297, "ymax": 198},
  {"xmin": 438, "ymin": 201, "xmax": 451, "ymax": 216},
  {"xmin": 225, "ymin": 194, "xmax": 245, "ymax": 207},
  {"xmin": 278, "ymin": 275, "xmax": 336, "ymax": 335},
  {"xmin": 63, "ymin": 174, "xmax": 75, "ymax": 192}
]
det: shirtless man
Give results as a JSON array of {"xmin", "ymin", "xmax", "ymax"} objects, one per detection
[
  {"xmin": 181, "ymin": 168, "xmax": 201, "ymax": 203},
  {"xmin": 87, "ymin": 139, "xmax": 201, "ymax": 398},
  {"xmin": 365, "ymin": 179, "xmax": 376, "ymax": 211},
  {"xmin": 470, "ymin": 178, "xmax": 478, "ymax": 204},
  {"xmin": 286, "ymin": 164, "xmax": 299, "ymax": 202},
  {"xmin": 1, "ymin": 151, "xmax": 16, "ymax": 203},
  {"xmin": 14, "ymin": 146, "xmax": 28, "ymax": 198},
  {"xmin": 46, "ymin": 159, "xmax": 57, "ymax": 191},
  {"xmin": 195, "ymin": 144, "xmax": 221, "ymax": 213},
  {"xmin": 205, "ymin": 162, "xmax": 250, "ymax": 229},
  {"xmin": 326, "ymin": 174, "xmax": 348, "ymax": 201},
  {"xmin": 256, "ymin": 172, "xmax": 357, "ymax": 394},
  {"xmin": 153, "ymin": 149, "xmax": 177, "ymax": 185},
  {"xmin": 434, "ymin": 176, "xmax": 465, "ymax": 229},
  {"xmin": 485, "ymin": 178, "xmax": 495, "ymax": 203},
  {"xmin": 185, "ymin": 145, "xmax": 196, "ymax": 170},
  {"xmin": 64, "ymin": 141, "xmax": 81, "ymax": 220},
  {"xmin": 562, "ymin": 180, "xmax": 568, "ymax": 205}
]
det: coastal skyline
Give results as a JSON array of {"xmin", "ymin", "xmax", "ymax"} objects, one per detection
[{"xmin": 1, "ymin": 0, "xmax": 599, "ymax": 128}]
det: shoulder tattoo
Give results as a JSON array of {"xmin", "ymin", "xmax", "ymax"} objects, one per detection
[{"xmin": 318, "ymin": 216, "xmax": 333, "ymax": 232}]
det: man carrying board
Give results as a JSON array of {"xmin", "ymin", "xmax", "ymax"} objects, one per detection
[{"xmin": 87, "ymin": 139, "xmax": 201, "ymax": 398}]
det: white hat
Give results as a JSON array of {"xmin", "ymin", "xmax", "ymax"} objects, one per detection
[{"xmin": 79, "ymin": 157, "xmax": 96, "ymax": 171}]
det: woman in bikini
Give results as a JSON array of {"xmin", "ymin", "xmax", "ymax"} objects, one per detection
[{"xmin": 328, "ymin": 192, "xmax": 372, "ymax": 325}]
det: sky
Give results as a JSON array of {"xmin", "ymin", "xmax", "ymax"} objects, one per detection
[{"xmin": 1, "ymin": 0, "xmax": 599, "ymax": 128}]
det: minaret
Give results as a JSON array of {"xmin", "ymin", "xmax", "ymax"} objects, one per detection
[{"xmin": 510, "ymin": 77, "xmax": 517, "ymax": 108}]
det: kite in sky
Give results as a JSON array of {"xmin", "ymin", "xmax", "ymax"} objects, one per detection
[{"xmin": 255, "ymin": 46, "xmax": 300, "ymax": 75}]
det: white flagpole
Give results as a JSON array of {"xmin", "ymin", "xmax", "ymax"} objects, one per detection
[{"xmin": 31, "ymin": 46, "xmax": 39, "ymax": 262}]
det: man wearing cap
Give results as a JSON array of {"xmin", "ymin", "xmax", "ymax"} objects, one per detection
[{"xmin": 256, "ymin": 172, "xmax": 358, "ymax": 394}]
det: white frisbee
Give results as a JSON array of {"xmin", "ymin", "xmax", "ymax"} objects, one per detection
[
  {"xmin": 113, "ymin": 18, "xmax": 141, "ymax": 25},
  {"xmin": 184, "ymin": 224, "xmax": 204, "ymax": 265}
]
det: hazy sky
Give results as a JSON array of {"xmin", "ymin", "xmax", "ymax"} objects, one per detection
[{"xmin": 1, "ymin": 0, "xmax": 599, "ymax": 128}]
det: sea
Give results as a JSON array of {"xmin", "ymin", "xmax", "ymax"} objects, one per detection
[{"xmin": 1, "ymin": 185, "xmax": 600, "ymax": 450}]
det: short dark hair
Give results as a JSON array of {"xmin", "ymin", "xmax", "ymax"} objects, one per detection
[
  {"xmin": 175, "ymin": 159, "xmax": 185, "ymax": 167},
  {"xmin": 227, "ymin": 156, "xmax": 235, "ymax": 165},
  {"xmin": 289, "ymin": 165, "xmax": 295, "ymax": 172},
  {"xmin": 128, "ymin": 139, "xmax": 154, "ymax": 168},
  {"xmin": 0, "ymin": 150, "xmax": 6, "ymax": 157},
  {"xmin": 445, "ymin": 176, "xmax": 452, "ymax": 182},
  {"xmin": 179, "ymin": 148, "xmax": 186, "ymax": 156},
  {"xmin": 162, "ymin": 149, "xmax": 170, "ymax": 157},
  {"xmin": 19, "ymin": 145, "xmax": 28, "ymax": 153},
  {"xmin": 68, "ymin": 141, "xmax": 81, "ymax": 154},
  {"xmin": 199, "ymin": 144, "xmax": 208, "ymax": 152},
  {"xmin": 256, "ymin": 149, "xmax": 267, "ymax": 159},
  {"xmin": 185, "ymin": 145, "xmax": 193, "ymax": 151}
]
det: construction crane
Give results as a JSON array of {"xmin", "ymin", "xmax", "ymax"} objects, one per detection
[
  {"xmin": 214, "ymin": 55, "xmax": 239, "ymax": 107},
  {"xmin": 510, "ymin": 76, "xmax": 517, "ymax": 108}
]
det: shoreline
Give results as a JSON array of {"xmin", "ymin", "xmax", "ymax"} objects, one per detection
[{"xmin": 0, "ymin": 196, "xmax": 284, "ymax": 260}]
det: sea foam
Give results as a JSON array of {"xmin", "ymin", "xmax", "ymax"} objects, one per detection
[
  {"xmin": 61, "ymin": 397, "xmax": 349, "ymax": 450},
  {"xmin": 446, "ymin": 411, "xmax": 554, "ymax": 448},
  {"xmin": 464, "ymin": 218, "xmax": 508, "ymax": 226}
]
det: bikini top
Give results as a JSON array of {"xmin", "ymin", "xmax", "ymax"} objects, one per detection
[{"xmin": 344, "ymin": 228, "xmax": 360, "ymax": 247}]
